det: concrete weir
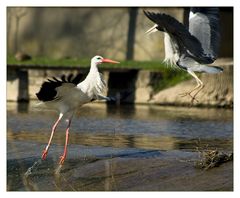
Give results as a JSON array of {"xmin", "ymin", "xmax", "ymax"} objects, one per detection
[{"xmin": 7, "ymin": 58, "xmax": 233, "ymax": 107}]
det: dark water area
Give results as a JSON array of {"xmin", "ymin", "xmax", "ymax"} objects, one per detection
[{"xmin": 7, "ymin": 102, "xmax": 233, "ymax": 191}]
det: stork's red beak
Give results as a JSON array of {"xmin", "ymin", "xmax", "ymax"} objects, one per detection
[{"xmin": 102, "ymin": 58, "xmax": 120, "ymax": 64}]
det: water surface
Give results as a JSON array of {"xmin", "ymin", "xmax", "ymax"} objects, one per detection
[{"xmin": 7, "ymin": 102, "xmax": 233, "ymax": 191}]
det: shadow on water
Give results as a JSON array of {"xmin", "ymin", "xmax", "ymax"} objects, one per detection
[{"xmin": 7, "ymin": 102, "xmax": 233, "ymax": 191}]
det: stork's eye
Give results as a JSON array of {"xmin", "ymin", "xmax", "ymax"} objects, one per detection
[{"xmin": 97, "ymin": 57, "xmax": 101, "ymax": 60}]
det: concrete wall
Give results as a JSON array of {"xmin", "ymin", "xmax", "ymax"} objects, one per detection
[{"xmin": 7, "ymin": 58, "xmax": 233, "ymax": 107}]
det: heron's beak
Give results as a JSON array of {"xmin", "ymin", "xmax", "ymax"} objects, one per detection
[
  {"xmin": 145, "ymin": 24, "xmax": 158, "ymax": 35},
  {"xmin": 102, "ymin": 58, "xmax": 120, "ymax": 64}
]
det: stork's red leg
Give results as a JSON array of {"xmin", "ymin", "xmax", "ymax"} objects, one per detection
[
  {"xmin": 42, "ymin": 113, "xmax": 63, "ymax": 160},
  {"xmin": 59, "ymin": 117, "xmax": 72, "ymax": 165}
]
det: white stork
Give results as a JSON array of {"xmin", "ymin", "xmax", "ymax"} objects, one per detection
[
  {"xmin": 36, "ymin": 55, "xmax": 119, "ymax": 164},
  {"xmin": 144, "ymin": 8, "xmax": 223, "ymax": 103}
]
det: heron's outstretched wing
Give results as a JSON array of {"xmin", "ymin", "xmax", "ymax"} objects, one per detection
[
  {"xmin": 189, "ymin": 7, "xmax": 220, "ymax": 63},
  {"xmin": 36, "ymin": 73, "xmax": 83, "ymax": 102},
  {"xmin": 144, "ymin": 11, "xmax": 212, "ymax": 62}
]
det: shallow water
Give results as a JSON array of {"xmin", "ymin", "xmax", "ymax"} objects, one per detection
[{"xmin": 7, "ymin": 102, "xmax": 233, "ymax": 191}]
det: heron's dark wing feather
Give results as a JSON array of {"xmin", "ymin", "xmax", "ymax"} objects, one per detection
[
  {"xmin": 144, "ymin": 10, "xmax": 188, "ymax": 34},
  {"xmin": 36, "ymin": 73, "xmax": 83, "ymax": 102},
  {"xmin": 189, "ymin": 7, "xmax": 220, "ymax": 62},
  {"xmin": 144, "ymin": 10, "xmax": 213, "ymax": 64}
]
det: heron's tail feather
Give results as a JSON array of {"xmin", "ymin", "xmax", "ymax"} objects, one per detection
[
  {"xmin": 198, "ymin": 65, "xmax": 223, "ymax": 73},
  {"xmin": 178, "ymin": 56, "xmax": 223, "ymax": 74}
]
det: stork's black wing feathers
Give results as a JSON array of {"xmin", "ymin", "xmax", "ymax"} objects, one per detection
[
  {"xmin": 61, "ymin": 75, "xmax": 67, "ymax": 82},
  {"xmin": 71, "ymin": 73, "xmax": 83, "ymax": 84},
  {"xmin": 67, "ymin": 74, "xmax": 73, "ymax": 82},
  {"xmin": 36, "ymin": 73, "xmax": 83, "ymax": 102},
  {"xmin": 143, "ymin": 10, "xmax": 213, "ymax": 64}
]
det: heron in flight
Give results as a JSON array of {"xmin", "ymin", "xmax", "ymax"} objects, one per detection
[
  {"xmin": 36, "ymin": 55, "xmax": 119, "ymax": 164},
  {"xmin": 144, "ymin": 8, "xmax": 223, "ymax": 103}
]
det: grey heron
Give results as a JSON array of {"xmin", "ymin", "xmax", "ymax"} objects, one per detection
[
  {"xmin": 144, "ymin": 8, "xmax": 223, "ymax": 103},
  {"xmin": 36, "ymin": 55, "xmax": 119, "ymax": 164}
]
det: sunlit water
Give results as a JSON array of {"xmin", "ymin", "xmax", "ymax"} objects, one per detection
[{"xmin": 7, "ymin": 102, "xmax": 233, "ymax": 191}]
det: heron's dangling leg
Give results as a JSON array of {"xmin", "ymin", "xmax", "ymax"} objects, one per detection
[
  {"xmin": 59, "ymin": 114, "xmax": 73, "ymax": 165},
  {"xmin": 188, "ymin": 71, "xmax": 205, "ymax": 103},
  {"xmin": 42, "ymin": 113, "xmax": 63, "ymax": 160},
  {"xmin": 179, "ymin": 71, "xmax": 204, "ymax": 103},
  {"xmin": 191, "ymin": 80, "xmax": 205, "ymax": 104}
]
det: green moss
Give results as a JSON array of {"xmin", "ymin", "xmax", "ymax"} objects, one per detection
[{"xmin": 151, "ymin": 70, "xmax": 190, "ymax": 93}]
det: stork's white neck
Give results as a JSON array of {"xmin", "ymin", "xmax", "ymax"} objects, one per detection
[
  {"xmin": 78, "ymin": 61, "xmax": 100, "ymax": 88},
  {"xmin": 89, "ymin": 61, "xmax": 99, "ymax": 74},
  {"xmin": 77, "ymin": 61, "xmax": 106, "ymax": 99}
]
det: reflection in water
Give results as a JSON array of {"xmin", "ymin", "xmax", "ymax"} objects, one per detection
[
  {"xmin": 7, "ymin": 101, "xmax": 233, "ymax": 154},
  {"xmin": 104, "ymin": 160, "xmax": 117, "ymax": 191},
  {"xmin": 7, "ymin": 131, "xmax": 232, "ymax": 151},
  {"xmin": 17, "ymin": 101, "xmax": 29, "ymax": 113},
  {"xmin": 7, "ymin": 101, "xmax": 233, "ymax": 121},
  {"xmin": 55, "ymin": 164, "xmax": 63, "ymax": 175},
  {"xmin": 7, "ymin": 102, "xmax": 233, "ymax": 191}
]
